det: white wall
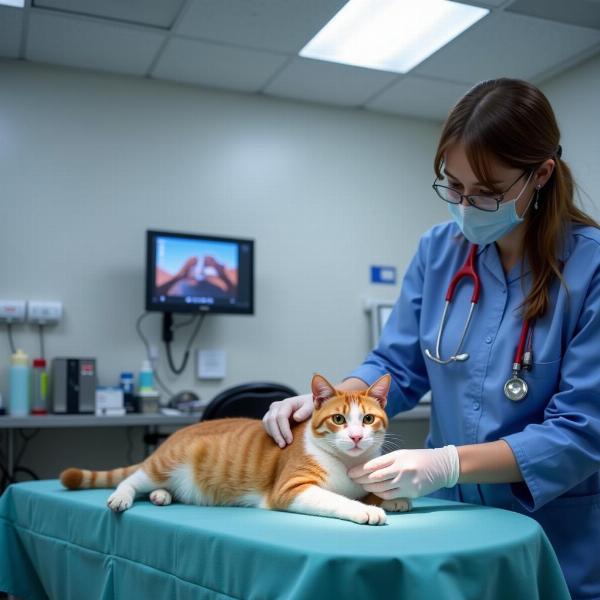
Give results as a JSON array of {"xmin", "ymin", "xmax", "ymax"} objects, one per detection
[
  {"xmin": 0, "ymin": 59, "xmax": 445, "ymax": 406},
  {"xmin": 541, "ymin": 53, "xmax": 600, "ymax": 221}
]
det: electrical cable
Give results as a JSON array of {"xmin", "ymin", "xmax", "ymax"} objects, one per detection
[
  {"xmin": 14, "ymin": 429, "xmax": 40, "ymax": 470},
  {"xmin": 10, "ymin": 466, "xmax": 39, "ymax": 483},
  {"xmin": 0, "ymin": 460, "xmax": 11, "ymax": 492},
  {"xmin": 135, "ymin": 312, "xmax": 174, "ymax": 398},
  {"xmin": 165, "ymin": 313, "xmax": 205, "ymax": 375},
  {"xmin": 6, "ymin": 322, "xmax": 16, "ymax": 354},
  {"xmin": 0, "ymin": 430, "xmax": 41, "ymax": 490},
  {"xmin": 173, "ymin": 315, "xmax": 197, "ymax": 330},
  {"xmin": 0, "ymin": 435, "xmax": 9, "ymax": 492}
]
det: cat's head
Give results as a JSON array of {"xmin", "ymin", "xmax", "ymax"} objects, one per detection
[{"xmin": 309, "ymin": 373, "xmax": 389, "ymax": 458}]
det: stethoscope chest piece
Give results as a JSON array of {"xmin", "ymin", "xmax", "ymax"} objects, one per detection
[{"xmin": 504, "ymin": 375, "xmax": 528, "ymax": 401}]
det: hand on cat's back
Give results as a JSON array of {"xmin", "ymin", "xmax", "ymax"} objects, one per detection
[{"xmin": 262, "ymin": 393, "xmax": 314, "ymax": 448}]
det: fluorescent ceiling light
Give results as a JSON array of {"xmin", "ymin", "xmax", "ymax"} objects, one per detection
[
  {"xmin": 300, "ymin": 0, "xmax": 489, "ymax": 74},
  {"xmin": 0, "ymin": 0, "xmax": 25, "ymax": 6}
]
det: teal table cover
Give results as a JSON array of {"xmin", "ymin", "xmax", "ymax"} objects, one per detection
[{"xmin": 0, "ymin": 480, "xmax": 570, "ymax": 600}]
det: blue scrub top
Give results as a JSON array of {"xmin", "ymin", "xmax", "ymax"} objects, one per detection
[{"xmin": 349, "ymin": 221, "xmax": 600, "ymax": 600}]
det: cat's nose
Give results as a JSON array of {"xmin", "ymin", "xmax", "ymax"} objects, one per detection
[{"xmin": 349, "ymin": 434, "xmax": 363, "ymax": 445}]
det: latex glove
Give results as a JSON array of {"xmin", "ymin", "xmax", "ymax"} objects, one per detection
[
  {"xmin": 262, "ymin": 393, "xmax": 314, "ymax": 448},
  {"xmin": 347, "ymin": 446, "xmax": 460, "ymax": 499}
]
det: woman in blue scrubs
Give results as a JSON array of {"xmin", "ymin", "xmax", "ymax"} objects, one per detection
[{"xmin": 263, "ymin": 78, "xmax": 600, "ymax": 599}]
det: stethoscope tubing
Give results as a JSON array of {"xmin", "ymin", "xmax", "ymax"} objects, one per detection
[
  {"xmin": 425, "ymin": 244, "xmax": 480, "ymax": 364},
  {"xmin": 424, "ymin": 243, "xmax": 534, "ymax": 400}
]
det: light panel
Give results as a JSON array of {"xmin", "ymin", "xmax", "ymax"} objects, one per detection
[{"xmin": 300, "ymin": 0, "xmax": 489, "ymax": 73}]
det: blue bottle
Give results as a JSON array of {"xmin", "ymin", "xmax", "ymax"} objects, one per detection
[
  {"xmin": 138, "ymin": 360, "xmax": 154, "ymax": 391},
  {"xmin": 120, "ymin": 371, "xmax": 137, "ymax": 413},
  {"xmin": 9, "ymin": 349, "xmax": 30, "ymax": 417}
]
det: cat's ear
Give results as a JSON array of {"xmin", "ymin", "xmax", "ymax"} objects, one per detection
[
  {"xmin": 366, "ymin": 374, "xmax": 390, "ymax": 409},
  {"xmin": 311, "ymin": 374, "xmax": 337, "ymax": 409}
]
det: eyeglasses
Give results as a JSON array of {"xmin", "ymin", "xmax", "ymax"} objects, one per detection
[{"xmin": 432, "ymin": 170, "xmax": 529, "ymax": 212}]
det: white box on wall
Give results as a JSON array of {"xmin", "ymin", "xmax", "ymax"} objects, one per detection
[{"xmin": 197, "ymin": 350, "xmax": 226, "ymax": 380}]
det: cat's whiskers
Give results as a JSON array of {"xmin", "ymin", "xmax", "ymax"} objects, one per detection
[
  {"xmin": 382, "ymin": 433, "xmax": 406, "ymax": 445},
  {"xmin": 381, "ymin": 441, "xmax": 405, "ymax": 453}
]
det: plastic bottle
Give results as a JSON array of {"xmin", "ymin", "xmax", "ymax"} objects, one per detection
[
  {"xmin": 31, "ymin": 358, "xmax": 48, "ymax": 415},
  {"xmin": 9, "ymin": 349, "xmax": 30, "ymax": 417},
  {"xmin": 138, "ymin": 360, "xmax": 154, "ymax": 391},
  {"xmin": 120, "ymin": 371, "xmax": 137, "ymax": 413}
]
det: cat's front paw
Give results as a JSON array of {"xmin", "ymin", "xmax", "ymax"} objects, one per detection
[
  {"xmin": 107, "ymin": 490, "xmax": 134, "ymax": 512},
  {"xmin": 347, "ymin": 502, "xmax": 387, "ymax": 526},
  {"xmin": 380, "ymin": 498, "xmax": 412, "ymax": 513},
  {"xmin": 149, "ymin": 489, "xmax": 172, "ymax": 506}
]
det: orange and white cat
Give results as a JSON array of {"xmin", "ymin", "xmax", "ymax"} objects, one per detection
[{"xmin": 60, "ymin": 373, "xmax": 411, "ymax": 525}]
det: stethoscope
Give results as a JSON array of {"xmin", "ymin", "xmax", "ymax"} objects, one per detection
[{"xmin": 424, "ymin": 244, "xmax": 534, "ymax": 401}]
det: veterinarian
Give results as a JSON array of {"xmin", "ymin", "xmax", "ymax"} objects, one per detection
[{"xmin": 263, "ymin": 78, "xmax": 600, "ymax": 599}]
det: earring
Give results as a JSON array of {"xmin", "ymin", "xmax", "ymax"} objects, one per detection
[{"xmin": 534, "ymin": 185, "xmax": 541, "ymax": 210}]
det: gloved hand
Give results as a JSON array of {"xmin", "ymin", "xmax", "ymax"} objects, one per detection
[
  {"xmin": 347, "ymin": 446, "xmax": 460, "ymax": 499},
  {"xmin": 262, "ymin": 393, "xmax": 314, "ymax": 448}
]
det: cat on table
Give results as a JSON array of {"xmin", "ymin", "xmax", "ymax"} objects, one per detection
[{"xmin": 60, "ymin": 373, "xmax": 411, "ymax": 525}]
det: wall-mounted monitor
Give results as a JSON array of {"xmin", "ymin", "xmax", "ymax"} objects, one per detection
[{"xmin": 146, "ymin": 230, "xmax": 254, "ymax": 315}]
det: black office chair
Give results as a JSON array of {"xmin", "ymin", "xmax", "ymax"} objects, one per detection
[{"xmin": 201, "ymin": 382, "xmax": 299, "ymax": 421}]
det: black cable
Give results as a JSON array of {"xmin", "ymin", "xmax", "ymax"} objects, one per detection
[
  {"xmin": 135, "ymin": 312, "xmax": 174, "ymax": 398},
  {"xmin": 173, "ymin": 315, "xmax": 197, "ymax": 330},
  {"xmin": 11, "ymin": 466, "xmax": 39, "ymax": 483},
  {"xmin": 0, "ymin": 430, "xmax": 41, "ymax": 490},
  {"xmin": 6, "ymin": 322, "xmax": 16, "ymax": 354},
  {"xmin": 0, "ymin": 435, "xmax": 9, "ymax": 492},
  {"xmin": 15, "ymin": 429, "xmax": 40, "ymax": 469},
  {"xmin": 0, "ymin": 460, "xmax": 11, "ymax": 492},
  {"xmin": 39, "ymin": 324, "xmax": 45, "ymax": 359},
  {"xmin": 165, "ymin": 313, "xmax": 205, "ymax": 375}
]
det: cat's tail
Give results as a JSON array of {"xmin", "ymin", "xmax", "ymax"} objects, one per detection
[{"xmin": 60, "ymin": 464, "xmax": 142, "ymax": 490}]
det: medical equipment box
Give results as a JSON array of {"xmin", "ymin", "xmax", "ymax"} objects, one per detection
[
  {"xmin": 51, "ymin": 358, "xmax": 97, "ymax": 414},
  {"xmin": 95, "ymin": 387, "xmax": 125, "ymax": 416}
]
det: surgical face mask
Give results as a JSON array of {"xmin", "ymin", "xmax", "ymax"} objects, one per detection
[{"xmin": 447, "ymin": 172, "xmax": 534, "ymax": 246}]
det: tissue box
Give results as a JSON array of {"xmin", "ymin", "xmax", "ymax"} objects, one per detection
[{"xmin": 95, "ymin": 387, "xmax": 125, "ymax": 416}]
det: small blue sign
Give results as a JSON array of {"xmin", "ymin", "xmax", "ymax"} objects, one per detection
[{"xmin": 370, "ymin": 265, "xmax": 397, "ymax": 285}]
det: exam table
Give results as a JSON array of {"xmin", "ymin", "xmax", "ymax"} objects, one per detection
[{"xmin": 0, "ymin": 480, "xmax": 569, "ymax": 599}]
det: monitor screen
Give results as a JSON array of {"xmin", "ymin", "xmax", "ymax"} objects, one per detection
[{"xmin": 146, "ymin": 230, "xmax": 254, "ymax": 315}]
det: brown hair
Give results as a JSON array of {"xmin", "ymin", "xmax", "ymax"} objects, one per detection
[{"xmin": 434, "ymin": 78, "xmax": 598, "ymax": 320}]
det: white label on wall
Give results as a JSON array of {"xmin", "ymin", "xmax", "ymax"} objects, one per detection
[{"xmin": 197, "ymin": 350, "xmax": 227, "ymax": 380}]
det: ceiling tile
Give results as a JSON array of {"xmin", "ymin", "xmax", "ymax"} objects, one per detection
[
  {"xmin": 26, "ymin": 11, "xmax": 166, "ymax": 76},
  {"xmin": 366, "ymin": 76, "xmax": 471, "ymax": 121},
  {"xmin": 0, "ymin": 7, "xmax": 23, "ymax": 58},
  {"xmin": 175, "ymin": 0, "xmax": 347, "ymax": 53},
  {"xmin": 152, "ymin": 37, "xmax": 289, "ymax": 93},
  {"xmin": 453, "ymin": 0, "xmax": 508, "ymax": 7},
  {"xmin": 413, "ymin": 11, "xmax": 600, "ymax": 84},
  {"xmin": 264, "ymin": 57, "xmax": 398, "ymax": 108},
  {"xmin": 507, "ymin": 0, "xmax": 600, "ymax": 30},
  {"xmin": 32, "ymin": 0, "xmax": 186, "ymax": 29}
]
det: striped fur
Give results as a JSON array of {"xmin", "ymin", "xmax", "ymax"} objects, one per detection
[
  {"xmin": 59, "ymin": 373, "xmax": 411, "ymax": 524},
  {"xmin": 60, "ymin": 464, "xmax": 141, "ymax": 489}
]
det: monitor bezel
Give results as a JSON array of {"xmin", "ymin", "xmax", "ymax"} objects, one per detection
[{"xmin": 145, "ymin": 229, "xmax": 255, "ymax": 315}]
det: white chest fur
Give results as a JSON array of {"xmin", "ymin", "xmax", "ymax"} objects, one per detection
[{"xmin": 303, "ymin": 427, "xmax": 375, "ymax": 500}]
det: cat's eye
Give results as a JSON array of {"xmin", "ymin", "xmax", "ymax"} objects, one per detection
[
  {"xmin": 363, "ymin": 414, "xmax": 375, "ymax": 425},
  {"xmin": 331, "ymin": 414, "xmax": 346, "ymax": 425}
]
